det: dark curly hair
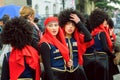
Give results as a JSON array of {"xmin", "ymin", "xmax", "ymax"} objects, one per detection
[
  {"xmin": 89, "ymin": 9, "xmax": 109, "ymax": 30},
  {"xmin": 58, "ymin": 8, "xmax": 85, "ymax": 27},
  {"xmin": 1, "ymin": 17, "xmax": 33, "ymax": 50},
  {"xmin": 107, "ymin": 18, "xmax": 114, "ymax": 28}
]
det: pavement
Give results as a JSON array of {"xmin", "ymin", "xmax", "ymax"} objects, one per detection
[
  {"xmin": 113, "ymin": 74, "xmax": 120, "ymax": 80},
  {"xmin": 113, "ymin": 65, "xmax": 120, "ymax": 80}
]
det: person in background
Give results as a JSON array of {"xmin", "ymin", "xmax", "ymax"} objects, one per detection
[
  {"xmin": 0, "ymin": 14, "xmax": 11, "ymax": 49},
  {"xmin": 19, "ymin": 6, "xmax": 41, "ymax": 51},
  {"xmin": 114, "ymin": 32, "xmax": 120, "ymax": 65},
  {"xmin": 84, "ymin": 8, "xmax": 119, "ymax": 80},
  {"xmin": 2, "ymin": 14, "xmax": 10, "ymax": 25},
  {"xmin": 1, "ymin": 17, "xmax": 40, "ymax": 80},
  {"xmin": 58, "ymin": 8, "xmax": 92, "ymax": 80},
  {"xmin": 107, "ymin": 18, "xmax": 116, "ymax": 44},
  {"xmin": 0, "ymin": 18, "xmax": 3, "ymax": 33},
  {"xmin": 106, "ymin": 15, "xmax": 119, "ymax": 80},
  {"xmin": 39, "ymin": 16, "xmax": 72, "ymax": 80},
  {"xmin": 0, "ymin": 18, "xmax": 3, "ymax": 49},
  {"xmin": 34, "ymin": 17, "xmax": 44, "ymax": 32}
]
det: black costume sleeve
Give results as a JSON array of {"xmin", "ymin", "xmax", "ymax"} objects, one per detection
[
  {"xmin": 77, "ymin": 21, "xmax": 92, "ymax": 42},
  {"xmin": 39, "ymin": 42, "xmax": 57, "ymax": 80},
  {"xmin": 31, "ymin": 26, "xmax": 40, "ymax": 52},
  {"xmin": 100, "ymin": 32, "xmax": 115, "ymax": 59},
  {"xmin": 1, "ymin": 54, "xmax": 9, "ymax": 80}
]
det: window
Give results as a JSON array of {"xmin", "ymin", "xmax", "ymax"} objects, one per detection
[
  {"xmin": 35, "ymin": 4, "xmax": 39, "ymax": 14},
  {"xmin": 45, "ymin": 6, "xmax": 49, "ymax": 17},
  {"xmin": 53, "ymin": 4, "xmax": 56, "ymax": 15},
  {"xmin": 26, "ymin": 0, "xmax": 32, "ymax": 7}
]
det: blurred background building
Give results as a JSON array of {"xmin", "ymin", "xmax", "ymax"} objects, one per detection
[
  {"xmin": 0, "ymin": 0, "xmax": 76, "ymax": 17},
  {"xmin": 0, "ymin": 0, "xmax": 27, "ymax": 6},
  {"xmin": 0, "ymin": 0, "xmax": 120, "ymax": 17}
]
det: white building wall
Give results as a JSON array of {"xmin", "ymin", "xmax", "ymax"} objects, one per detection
[
  {"xmin": 65, "ymin": 0, "xmax": 76, "ymax": 9},
  {"xmin": 4, "ymin": 0, "xmax": 27, "ymax": 6},
  {"xmin": 32, "ymin": 0, "xmax": 63, "ymax": 18}
]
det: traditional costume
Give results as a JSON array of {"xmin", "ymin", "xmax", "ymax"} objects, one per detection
[
  {"xmin": 83, "ymin": 9, "xmax": 119, "ymax": 80},
  {"xmin": 39, "ymin": 17, "xmax": 70, "ymax": 80},
  {"xmin": 1, "ymin": 17, "xmax": 40, "ymax": 80},
  {"xmin": 58, "ymin": 8, "xmax": 92, "ymax": 80}
]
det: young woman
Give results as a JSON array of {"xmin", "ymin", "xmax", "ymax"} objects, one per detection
[
  {"xmin": 58, "ymin": 8, "xmax": 92, "ymax": 80},
  {"xmin": 19, "ymin": 6, "xmax": 41, "ymax": 51},
  {"xmin": 107, "ymin": 18, "xmax": 116, "ymax": 44},
  {"xmin": 1, "ymin": 17, "xmax": 40, "ymax": 80},
  {"xmin": 83, "ymin": 8, "xmax": 119, "ymax": 80},
  {"xmin": 39, "ymin": 17, "xmax": 72, "ymax": 80}
]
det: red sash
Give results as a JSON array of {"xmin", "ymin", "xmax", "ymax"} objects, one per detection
[{"xmin": 9, "ymin": 45, "xmax": 40, "ymax": 80}]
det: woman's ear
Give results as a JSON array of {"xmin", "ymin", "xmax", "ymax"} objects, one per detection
[
  {"xmin": 28, "ymin": 14, "xmax": 34, "ymax": 21},
  {"xmin": 27, "ymin": 15, "xmax": 31, "ymax": 20}
]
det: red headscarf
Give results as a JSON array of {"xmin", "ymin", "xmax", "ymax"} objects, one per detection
[
  {"xmin": 44, "ymin": 17, "xmax": 59, "ymax": 26},
  {"xmin": 9, "ymin": 45, "xmax": 40, "ymax": 80},
  {"xmin": 91, "ymin": 24, "xmax": 113, "ymax": 52},
  {"xmin": 40, "ymin": 17, "xmax": 70, "ymax": 63}
]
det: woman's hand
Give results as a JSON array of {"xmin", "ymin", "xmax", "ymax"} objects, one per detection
[
  {"xmin": 70, "ymin": 14, "xmax": 80, "ymax": 24},
  {"xmin": 67, "ymin": 59, "xmax": 73, "ymax": 68}
]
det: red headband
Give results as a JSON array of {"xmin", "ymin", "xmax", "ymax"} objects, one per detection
[{"xmin": 44, "ymin": 17, "xmax": 58, "ymax": 26}]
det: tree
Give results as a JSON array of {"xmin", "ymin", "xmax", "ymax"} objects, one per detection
[
  {"xmin": 76, "ymin": 0, "xmax": 120, "ymax": 16},
  {"xmin": 95, "ymin": 0, "xmax": 120, "ymax": 10},
  {"xmin": 95, "ymin": 0, "xmax": 120, "ymax": 16}
]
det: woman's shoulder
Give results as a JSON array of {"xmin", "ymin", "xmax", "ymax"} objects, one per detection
[
  {"xmin": 40, "ymin": 42, "xmax": 51, "ymax": 49},
  {"xmin": 4, "ymin": 52, "xmax": 10, "ymax": 60},
  {"xmin": 99, "ymin": 31, "xmax": 106, "ymax": 36}
]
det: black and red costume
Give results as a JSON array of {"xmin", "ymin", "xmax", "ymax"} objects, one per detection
[{"xmin": 1, "ymin": 17, "xmax": 41, "ymax": 80}]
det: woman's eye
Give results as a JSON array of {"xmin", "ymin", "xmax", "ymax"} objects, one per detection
[
  {"xmin": 55, "ymin": 24, "xmax": 58, "ymax": 26},
  {"xmin": 49, "ymin": 24, "xmax": 52, "ymax": 27}
]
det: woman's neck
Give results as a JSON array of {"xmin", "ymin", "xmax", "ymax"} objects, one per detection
[{"xmin": 65, "ymin": 34, "xmax": 72, "ymax": 38}]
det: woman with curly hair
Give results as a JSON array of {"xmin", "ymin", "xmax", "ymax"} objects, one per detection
[
  {"xmin": 1, "ymin": 17, "xmax": 40, "ymax": 80},
  {"xmin": 58, "ymin": 8, "xmax": 92, "ymax": 80},
  {"xmin": 83, "ymin": 8, "xmax": 119, "ymax": 80}
]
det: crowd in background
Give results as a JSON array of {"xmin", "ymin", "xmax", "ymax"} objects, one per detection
[{"xmin": 0, "ymin": 5, "xmax": 120, "ymax": 80}]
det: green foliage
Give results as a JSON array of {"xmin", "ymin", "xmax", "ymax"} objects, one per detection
[
  {"xmin": 95, "ymin": 2, "xmax": 108, "ymax": 8},
  {"xmin": 94, "ymin": 0, "xmax": 120, "ymax": 16},
  {"xmin": 75, "ymin": 0, "xmax": 120, "ymax": 16},
  {"xmin": 95, "ymin": 1, "xmax": 119, "ymax": 10}
]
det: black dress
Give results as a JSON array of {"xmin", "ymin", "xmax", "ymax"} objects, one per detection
[{"xmin": 1, "ymin": 52, "xmax": 35, "ymax": 80}]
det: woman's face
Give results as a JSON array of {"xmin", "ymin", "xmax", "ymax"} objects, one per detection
[
  {"xmin": 28, "ymin": 14, "xmax": 35, "ymax": 21},
  {"xmin": 46, "ymin": 21, "xmax": 59, "ymax": 36},
  {"xmin": 64, "ymin": 22, "xmax": 76, "ymax": 36},
  {"xmin": 103, "ymin": 19, "xmax": 108, "ymax": 27}
]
